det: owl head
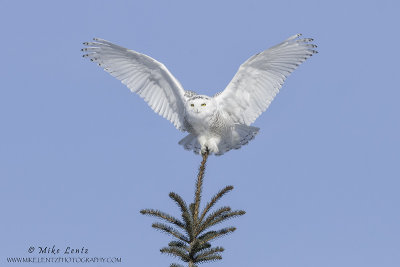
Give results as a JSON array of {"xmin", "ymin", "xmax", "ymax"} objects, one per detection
[{"xmin": 186, "ymin": 95, "xmax": 216, "ymax": 117}]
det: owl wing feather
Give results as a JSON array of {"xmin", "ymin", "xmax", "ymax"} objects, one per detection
[
  {"xmin": 214, "ymin": 34, "xmax": 317, "ymax": 125},
  {"xmin": 82, "ymin": 38, "xmax": 188, "ymax": 131}
]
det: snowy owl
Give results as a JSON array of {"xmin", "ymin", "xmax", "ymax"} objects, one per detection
[{"xmin": 82, "ymin": 34, "xmax": 317, "ymax": 155}]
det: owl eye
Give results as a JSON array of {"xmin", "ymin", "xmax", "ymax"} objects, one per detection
[
  {"xmin": 190, "ymin": 104, "xmax": 194, "ymax": 107},
  {"xmin": 201, "ymin": 103, "xmax": 206, "ymax": 106}
]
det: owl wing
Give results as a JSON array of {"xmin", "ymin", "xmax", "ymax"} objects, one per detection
[
  {"xmin": 82, "ymin": 38, "xmax": 189, "ymax": 131},
  {"xmin": 214, "ymin": 34, "xmax": 317, "ymax": 125}
]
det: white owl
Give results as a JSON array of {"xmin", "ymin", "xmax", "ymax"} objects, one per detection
[{"xmin": 82, "ymin": 34, "xmax": 317, "ymax": 155}]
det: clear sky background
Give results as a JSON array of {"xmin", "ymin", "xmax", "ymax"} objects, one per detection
[{"xmin": 1, "ymin": 1, "xmax": 399, "ymax": 267}]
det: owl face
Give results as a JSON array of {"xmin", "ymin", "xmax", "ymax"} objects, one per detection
[{"xmin": 186, "ymin": 96, "xmax": 215, "ymax": 118}]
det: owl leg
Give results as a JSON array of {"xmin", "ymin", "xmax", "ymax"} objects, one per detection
[
  {"xmin": 198, "ymin": 135, "xmax": 219, "ymax": 155},
  {"xmin": 198, "ymin": 136, "xmax": 208, "ymax": 154},
  {"xmin": 205, "ymin": 136, "xmax": 220, "ymax": 155}
]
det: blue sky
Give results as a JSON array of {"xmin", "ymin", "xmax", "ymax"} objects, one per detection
[{"xmin": 1, "ymin": 1, "xmax": 399, "ymax": 266}]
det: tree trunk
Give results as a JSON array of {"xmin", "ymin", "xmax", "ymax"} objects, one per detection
[
  {"xmin": 189, "ymin": 150, "xmax": 208, "ymax": 267},
  {"xmin": 193, "ymin": 150, "xmax": 209, "ymax": 225}
]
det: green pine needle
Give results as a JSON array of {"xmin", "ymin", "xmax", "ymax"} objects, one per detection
[
  {"xmin": 199, "ymin": 185, "xmax": 234, "ymax": 223},
  {"xmin": 140, "ymin": 209, "xmax": 185, "ymax": 229},
  {"xmin": 141, "ymin": 151, "xmax": 245, "ymax": 266},
  {"xmin": 160, "ymin": 247, "xmax": 190, "ymax": 262}
]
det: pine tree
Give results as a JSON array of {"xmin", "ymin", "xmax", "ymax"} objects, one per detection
[{"xmin": 140, "ymin": 150, "xmax": 245, "ymax": 267}]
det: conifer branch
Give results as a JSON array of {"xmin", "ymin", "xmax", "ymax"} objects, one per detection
[
  {"xmin": 152, "ymin": 222, "xmax": 189, "ymax": 243},
  {"xmin": 181, "ymin": 211, "xmax": 194, "ymax": 240},
  {"xmin": 198, "ymin": 206, "xmax": 231, "ymax": 234},
  {"xmin": 194, "ymin": 247, "xmax": 224, "ymax": 261},
  {"xmin": 203, "ymin": 210, "xmax": 246, "ymax": 230},
  {"xmin": 141, "ymin": 148, "xmax": 245, "ymax": 266},
  {"xmin": 168, "ymin": 241, "xmax": 188, "ymax": 250},
  {"xmin": 194, "ymin": 254, "xmax": 223, "ymax": 263},
  {"xmin": 169, "ymin": 193, "xmax": 194, "ymax": 239},
  {"xmin": 198, "ymin": 227, "xmax": 237, "ymax": 243},
  {"xmin": 191, "ymin": 241, "xmax": 211, "ymax": 253},
  {"xmin": 199, "ymin": 185, "xmax": 234, "ymax": 224},
  {"xmin": 169, "ymin": 192, "xmax": 189, "ymax": 214},
  {"xmin": 140, "ymin": 209, "xmax": 185, "ymax": 229},
  {"xmin": 160, "ymin": 247, "xmax": 190, "ymax": 262}
]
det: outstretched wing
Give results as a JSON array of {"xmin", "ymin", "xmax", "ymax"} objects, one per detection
[
  {"xmin": 82, "ymin": 38, "xmax": 188, "ymax": 131},
  {"xmin": 214, "ymin": 34, "xmax": 317, "ymax": 125}
]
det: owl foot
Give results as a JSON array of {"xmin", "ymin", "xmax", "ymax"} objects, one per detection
[
  {"xmin": 201, "ymin": 147, "xmax": 210, "ymax": 156},
  {"xmin": 199, "ymin": 136, "xmax": 220, "ymax": 155},
  {"xmin": 201, "ymin": 143, "xmax": 219, "ymax": 155}
]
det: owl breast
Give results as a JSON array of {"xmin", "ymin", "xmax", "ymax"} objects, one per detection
[
  {"xmin": 183, "ymin": 107, "xmax": 234, "ymax": 154},
  {"xmin": 184, "ymin": 107, "xmax": 228, "ymax": 135},
  {"xmin": 180, "ymin": 104, "xmax": 259, "ymax": 155}
]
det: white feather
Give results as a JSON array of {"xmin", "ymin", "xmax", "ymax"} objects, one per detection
[
  {"xmin": 215, "ymin": 34, "xmax": 317, "ymax": 126},
  {"xmin": 82, "ymin": 38, "xmax": 188, "ymax": 131},
  {"xmin": 82, "ymin": 34, "xmax": 317, "ymax": 155}
]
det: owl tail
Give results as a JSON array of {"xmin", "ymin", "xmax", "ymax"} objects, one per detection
[
  {"xmin": 233, "ymin": 124, "xmax": 260, "ymax": 147},
  {"xmin": 216, "ymin": 124, "xmax": 259, "ymax": 155},
  {"xmin": 178, "ymin": 125, "xmax": 259, "ymax": 156},
  {"xmin": 178, "ymin": 134, "xmax": 202, "ymax": 154}
]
